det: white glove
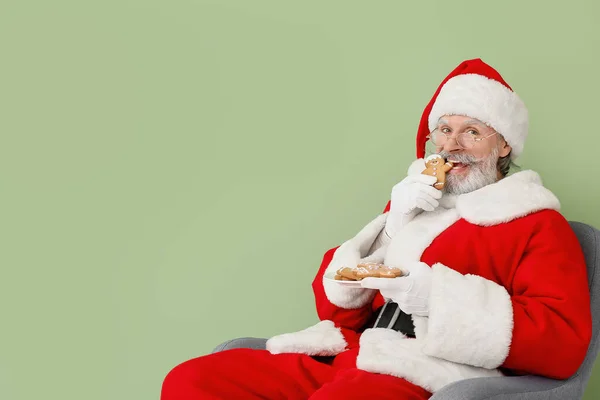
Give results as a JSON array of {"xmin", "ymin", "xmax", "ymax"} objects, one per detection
[
  {"xmin": 360, "ymin": 261, "xmax": 432, "ymax": 317},
  {"xmin": 385, "ymin": 174, "xmax": 442, "ymax": 237}
]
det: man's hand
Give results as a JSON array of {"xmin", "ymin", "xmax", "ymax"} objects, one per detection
[
  {"xmin": 360, "ymin": 262, "xmax": 432, "ymax": 317},
  {"xmin": 391, "ymin": 174, "xmax": 441, "ymax": 213},
  {"xmin": 385, "ymin": 174, "xmax": 442, "ymax": 237}
]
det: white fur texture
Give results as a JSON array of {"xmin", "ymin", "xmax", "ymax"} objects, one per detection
[
  {"xmin": 456, "ymin": 170, "xmax": 560, "ymax": 226},
  {"xmin": 322, "ymin": 244, "xmax": 379, "ymax": 309},
  {"xmin": 322, "ymin": 214, "xmax": 388, "ymax": 309},
  {"xmin": 422, "ymin": 263, "xmax": 514, "ymax": 369},
  {"xmin": 411, "ymin": 315, "xmax": 429, "ymax": 339},
  {"xmin": 266, "ymin": 320, "xmax": 347, "ymax": 356},
  {"xmin": 427, "ymin": 74, "xmax": 528, "ymax": 159},
  {"xmin": 357, "ymin": 328, "xmax": 503, "ymax": 393},
  {"xmin": 385, "ymin": 207, "xmax": 460, "ymax": 267}
]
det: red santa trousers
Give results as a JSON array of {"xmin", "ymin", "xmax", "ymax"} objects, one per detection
[{"xmin": 161, "ymin": 348, "xmax": 432, "ymax": 400}]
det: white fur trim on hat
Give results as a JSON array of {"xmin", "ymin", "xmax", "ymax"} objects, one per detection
[{"xmin": 427, "ymin": 74, "xmax": 528, "ymax": 159}]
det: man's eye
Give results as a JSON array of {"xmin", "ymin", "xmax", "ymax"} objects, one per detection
[
  {"xmin": 441, "ymin": 128, "xmax": 450, "ymax": 133},
  {"xmin": 467, "ymin": 129, "xmax": 479, "ymax": 135}
]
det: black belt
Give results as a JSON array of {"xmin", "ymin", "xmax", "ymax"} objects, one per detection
[{"xmin": 368, "ymin": 301, "xmax": 416, "ymax": 338}]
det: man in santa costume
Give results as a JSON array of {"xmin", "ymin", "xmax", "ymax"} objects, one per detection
[{"xmin": 161, "ymin": 59, "xmax": 592, "ymax": 400}]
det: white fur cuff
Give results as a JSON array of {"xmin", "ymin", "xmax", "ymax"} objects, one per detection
[
  {"xmin": 266, "ymin": 320, "xmax": 347, "ymax": 356},
  {"xmin": 423, "ymin": 263, "xmax": 514, "ymax": 369},
  {"xmin": 357, "ymin": 328, "xmax": 502, "ymax": 393},
  {"xmin": 322, "ymin": 277, "xmax": 377, "ymax": 309}
]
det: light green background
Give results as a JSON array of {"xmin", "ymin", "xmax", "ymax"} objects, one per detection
[{"xmin": 1, "ymin": 1, "xmax": 599, "ymax": 399}]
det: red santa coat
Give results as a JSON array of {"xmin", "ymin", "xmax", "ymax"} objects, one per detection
[{"xmin": 266, "ymin": 165, "xmax": 592, "ymax": 393}]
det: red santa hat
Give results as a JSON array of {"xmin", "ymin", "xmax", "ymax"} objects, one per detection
[{"xmin": 415, "ymin": 58, "xmax": 528, "ymax": 160}]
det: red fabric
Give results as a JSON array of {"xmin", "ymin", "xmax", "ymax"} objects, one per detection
[
  {"xmin": 312, "ymin": 208, "xmax": 591, "ymax": 380},
  {"xmin": 161, "ymin": 348, "xmax": 432, "ymax": 400},
  {"xmin": 415, "ymin": 58, "xmax": 514, "ymax": 159}
]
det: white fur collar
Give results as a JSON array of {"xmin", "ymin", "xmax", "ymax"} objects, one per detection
[
  {"xmin": 407, "ymin": 159, "xmax": 560, "ymax": 226},
  {"xmin": 456, "ymin": 170, "xmax": 560, "ymax": 226}
]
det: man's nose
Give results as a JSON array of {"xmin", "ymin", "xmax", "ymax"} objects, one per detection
[{"xmin": 441, "ymin": 135, "xmax": 462, "ymax": 153}]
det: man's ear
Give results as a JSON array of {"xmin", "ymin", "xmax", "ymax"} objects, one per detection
[{"xmin": 498, "ymin": 139, "xmax": 512, "ymax": 158}]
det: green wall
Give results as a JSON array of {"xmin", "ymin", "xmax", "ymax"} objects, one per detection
[{"xmin": 2, "ymin": 1, "xmax": 599, "ymax": 398}]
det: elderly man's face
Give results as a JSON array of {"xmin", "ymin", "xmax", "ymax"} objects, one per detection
[{"xmin": 432, "ymin": 115, "xmax": 511, "ymax": 194}]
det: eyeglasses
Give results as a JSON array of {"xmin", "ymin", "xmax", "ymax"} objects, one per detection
[{"xmin": 427, "ymin": 128, "xmax": 498, "ymax": 150}]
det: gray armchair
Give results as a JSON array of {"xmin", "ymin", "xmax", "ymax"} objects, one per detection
[{"xmin": 212, "ymin": 221, "xmax": 600, "ymax": 399}]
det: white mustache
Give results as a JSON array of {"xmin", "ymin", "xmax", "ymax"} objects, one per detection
[{"xmin": 438, "ymin": 152, "xmax": 478, "ymax": 164}]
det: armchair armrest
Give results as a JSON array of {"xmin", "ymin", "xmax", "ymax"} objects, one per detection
[
  {"xmin": 431, "ymin": 375, "xmax": 580, "ymax": 400},
  {"xmin": 211, "ymin": 337, "xmax": 268, "ymax": 353}
]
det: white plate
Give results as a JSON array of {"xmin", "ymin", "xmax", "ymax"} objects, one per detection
[
  {"xmin": 324, "ymin": 269, "xmax": 410, "ymax": 288},
  {"xmin": 323, "ymin": 272, "xmax": 364, "ymax": 287}
]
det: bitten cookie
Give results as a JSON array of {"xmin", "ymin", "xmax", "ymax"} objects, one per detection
[
  {"xmin": 334, "ymin": 263, "xmax": 404, "ymax": 281},
  {"xmin": 422, "ymin": 154, "xmax": 453, "ymax": 190}
]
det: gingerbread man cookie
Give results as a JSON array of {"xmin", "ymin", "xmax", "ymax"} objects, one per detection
[
  {"xmin": 334, "ymin": 263, "xmax": 404, "ymax": 281},
  {"xmin": 422, "ymin": 154, "xmax": 453, "ymax": 190}
]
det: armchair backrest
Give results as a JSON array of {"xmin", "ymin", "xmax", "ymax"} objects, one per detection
[{"xmin": 568, "ymin": 221, "xmax": 600, "ymax": 391}]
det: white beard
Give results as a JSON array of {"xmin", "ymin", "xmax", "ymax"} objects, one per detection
[{"xmin": 443, "ymin": 147, "xmax": 500, "ymax": 195}]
